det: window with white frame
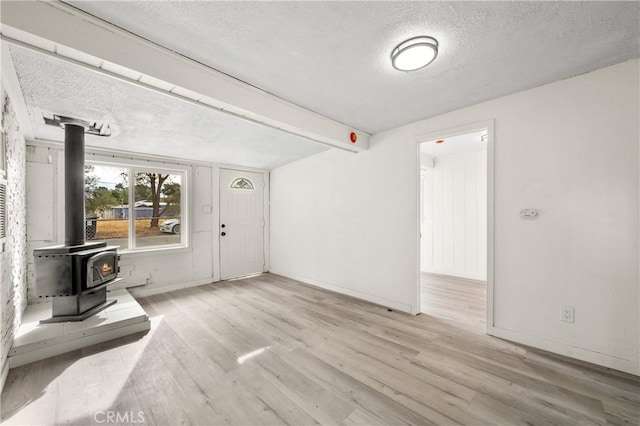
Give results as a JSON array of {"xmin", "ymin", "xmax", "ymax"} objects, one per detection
[{"xmin": 84, "ymin": 161, "xmax": 186, "ymax": 251}]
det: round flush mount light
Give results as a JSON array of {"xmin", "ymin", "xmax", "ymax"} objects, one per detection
[{"xmin": 391, "ymin": 36, "xmax": 439, "ymax": 72}]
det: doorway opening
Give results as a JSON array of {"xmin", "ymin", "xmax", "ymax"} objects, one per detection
[{"xmin": 418, "ymin": 126, "xmax": 490, "ymax": 333}]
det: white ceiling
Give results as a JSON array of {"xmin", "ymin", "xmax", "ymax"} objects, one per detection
[
  {"xmin": 9, "ymin": 45, "xmax": 329, "ymax": 169},
  {"xmin": 420, "ymin": 130, "xmax": 487, "ymax": 159},
  {"xmin": 66, "ymin": 1, "xmax": 639, "ymax": 134}
]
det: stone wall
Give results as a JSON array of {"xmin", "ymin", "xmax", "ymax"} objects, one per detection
[{"xmin": 0, "ymin": 85, "xmax": 28, "ymax": 379}]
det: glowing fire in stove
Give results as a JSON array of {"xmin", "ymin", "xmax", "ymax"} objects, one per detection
[{"xmin": 101, "ymin": 262, "xmax": 114, "ymax": 276}]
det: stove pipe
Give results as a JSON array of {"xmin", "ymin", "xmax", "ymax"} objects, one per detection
[
  {"xmin": 64, "ymin": 124, "xmax": 86, "ymax": 246},
  {"xmin": 42, "ymin": 114, "xmax": 110, "ymax": 246}
]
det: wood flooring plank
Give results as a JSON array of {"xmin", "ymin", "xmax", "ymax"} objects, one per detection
[
  {"xmin": 413, "ymin": 348, "xmax": 607, "ymax": 425},
  {"xmin": 234, "ymin": 364, "xmax": 321, "ymax": 426},
  {"xmin": 420, "ymin": 335, "xmax": 613, "ymax": 423},
  {"xmin": 282, "ymin": 347, "xmax": 434, "ymax": 425},
  {"xmin": 251, "ymin": 349, "xmax": 355, "ymax": 424},
  {"xmin": 468, "ymin": 392, "xmax": 557, "ymax": 426},
  {"xmin": 2, "ymin": 273, "xmax": 638, "ymax": 426},
  {"xmin": 298, "ymin": 329, "xmax": 484, "ymax": 424}
]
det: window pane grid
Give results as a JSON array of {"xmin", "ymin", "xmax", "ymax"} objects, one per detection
[{"xmin": 85, "ymin": 163, "xmax": 186, "ymax": 252}]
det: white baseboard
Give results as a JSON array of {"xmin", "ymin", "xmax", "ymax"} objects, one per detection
[
  {"xmin": 488, "ymin": 326, "xmax": 639, "ymax": 376},
  {"xmin": 271, "ymin": 271, "xmax": 414, "ymax": 314},
  {"xmin": 128, "ymin": 278, "xmax": 215, "ymax": 298}
]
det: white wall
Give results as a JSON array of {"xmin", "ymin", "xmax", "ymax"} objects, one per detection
[
  {"xmin": 270, "ymin": 59, "xmax": 639, "ymax": 374},
  {"xmin": 270, "ymin": 138, "xmax": 419, "ymax": 313},
  {"xmin": 421, "ymin": 150, "xmax": 487, "ymax": 280},
  {"xmin": 0, "ymin": 85, "xmax": 28, "ymax": 388}
]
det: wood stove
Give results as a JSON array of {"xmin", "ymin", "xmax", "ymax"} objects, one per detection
[{"xmin": 34, "ymin": 116, "xmax": 121, "ymax": 323}]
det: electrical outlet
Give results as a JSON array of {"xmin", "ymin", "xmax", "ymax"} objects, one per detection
[{"xmin": 561, "ymin": 306, "xmax": 574, "ymax": 323}]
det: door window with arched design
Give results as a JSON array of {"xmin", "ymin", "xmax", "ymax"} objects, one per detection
[{"xmin": 230, "ymin": 177, "xmax": 254, "ymax": 190}]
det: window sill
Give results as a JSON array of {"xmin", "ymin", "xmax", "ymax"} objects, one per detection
[{"xmin": 118, "ymin": 244, "xmax": 191, "ymax": 258}]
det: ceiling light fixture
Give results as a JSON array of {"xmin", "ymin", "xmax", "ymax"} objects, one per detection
[{"xmin": 391, "ymin": 36, "xmax": 439, "ymax": 72}]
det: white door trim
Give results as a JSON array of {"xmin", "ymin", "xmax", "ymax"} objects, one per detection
[
  {"xmin": 414, "ymin": 119, "xmax": 495, "ymax": 334},
  {"xmin": 212, "ymin": 165, "xmax": 221, "ymax": 282}
]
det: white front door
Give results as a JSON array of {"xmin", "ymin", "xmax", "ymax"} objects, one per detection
[{"xmin": 219, "ymin": 169, "xmax": 265, "ymax": 280}]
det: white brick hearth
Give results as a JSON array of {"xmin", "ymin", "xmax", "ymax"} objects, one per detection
[{"xmin": 8, "ymin": 289, "xmax": 150, "ymax": 369}]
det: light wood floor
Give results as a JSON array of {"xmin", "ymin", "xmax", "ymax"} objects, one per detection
[
  {"xmin": 420, "ymin": 273, "xmax": 486, "ymax": 333},
  {"xmin": 2, "ymin": 273, "xmax": 639, "ymax": 425}
]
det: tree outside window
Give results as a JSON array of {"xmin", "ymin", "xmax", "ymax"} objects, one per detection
[{"xmin": 84, "ymin": 163, "xmax": 185, "ymax": 251}]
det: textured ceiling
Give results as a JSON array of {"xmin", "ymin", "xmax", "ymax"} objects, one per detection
[
  {"xmin": 9, "ymin": 46, "xmax": 328, "ymax": 169},
  {"xmin": 67, "ymin": 1, "xmax": 639, "ymax": 134}
]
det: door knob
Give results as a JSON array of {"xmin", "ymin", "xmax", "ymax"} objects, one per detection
[{"xmin": 221, "ymin": 232, "xmax": 226, "ymax": 236}]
